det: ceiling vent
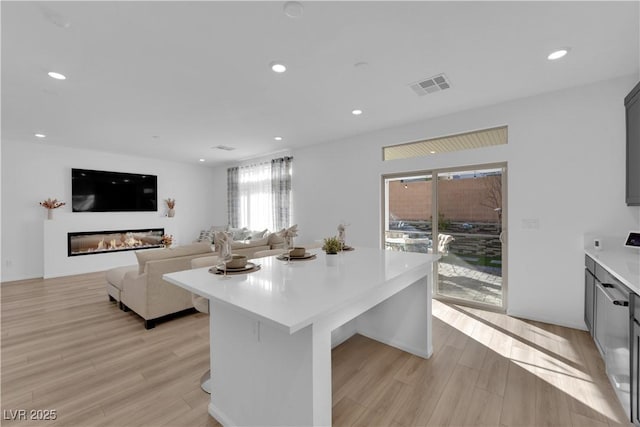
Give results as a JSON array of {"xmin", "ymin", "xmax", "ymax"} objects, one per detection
[
  {"xmin": 213, "ymin": 145, "xmax": 236, "ymax": 151},
  {"xmin": 409, "ymin": 73, "xmax": 451, "ymax": 96}
]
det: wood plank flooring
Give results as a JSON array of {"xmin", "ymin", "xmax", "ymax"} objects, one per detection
[{"xmin": 1, "ymin": 272, "xmax": 630, "ymax": 426}]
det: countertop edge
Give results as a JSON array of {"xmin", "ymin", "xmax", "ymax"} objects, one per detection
[{"xmin": 584, "ymin": 246, "xmax": 640, "ymax": 293}]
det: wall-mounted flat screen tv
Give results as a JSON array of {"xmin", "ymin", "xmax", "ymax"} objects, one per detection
[{"xmin": 72, "ymin": 168, "xmax": 158, "ymax": 212}]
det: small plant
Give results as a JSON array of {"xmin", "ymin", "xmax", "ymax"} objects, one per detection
[
  {"xmin": 322, "ymin": 236, "xmax": 342, "ymax": 254},
  {"xmin": 39, "ymin": 198, "xmax": 66, "ymax": 209},
  {"xmin": 438, "ymin": 211, "xmax": 451, "ymax": 230},
  {"xmin": 165, "ymin": 198, "xmax": 176, "ymax": 209}
]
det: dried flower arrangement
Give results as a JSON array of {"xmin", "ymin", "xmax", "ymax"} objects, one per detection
[
  {"xmin": 39, "ymin": 198, "xmax": 66, "ymax": 209},
  {"xmin": 165, "ymin": 198, "xmax": 176, "ymax": 209},
  {"xmin": 161, "ymin": 234, "xmax": 174, "ymax": 247}
]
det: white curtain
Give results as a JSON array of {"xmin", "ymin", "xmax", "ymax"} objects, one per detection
[
  {"xmin": 238, "ymin": 161, "xmax": 274, "ymax": 231},
  {"xmin": 228, "ymin": 157, "xmax": 293, "ymax": 231},
  {"xmin": 271, "ymin": 156, "xmax": 293, "ymax": 231}
]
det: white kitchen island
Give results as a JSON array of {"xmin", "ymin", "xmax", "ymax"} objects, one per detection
[{"xmin": 164, "ymin": 247, "xmax": 439, "ymax": 426}]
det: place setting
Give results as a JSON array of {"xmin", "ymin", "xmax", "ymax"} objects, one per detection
[
  {"xmin": 209, "ymin": 254, "xmax": 261, "ymax": 277},
  {"xmin": 276, "ymin": 247, "xmax": 316, "ymax": 262}
]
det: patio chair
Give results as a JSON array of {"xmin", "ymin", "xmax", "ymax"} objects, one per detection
[{"xmin": 429, "ymin": 233, "xmax": 456, "ymax": 273}]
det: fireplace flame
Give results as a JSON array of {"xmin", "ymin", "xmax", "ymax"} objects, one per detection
[
  {"xmin": 69, "ymin": 229, "xmax": 165, "ymax": 256},
  {"xmin": 124, "ymin": 236, "xmax": 142, "ymax": 247}
]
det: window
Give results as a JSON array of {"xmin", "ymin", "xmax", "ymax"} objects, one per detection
[
  {"xmin": 382, "ymin": 125, "xmax": 507, "ymax": 161},
  {"xmin": 227, "ymin": 156, "xmax": 292, "ymax": 231}
]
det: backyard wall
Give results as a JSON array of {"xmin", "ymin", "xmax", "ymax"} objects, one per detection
[{"xmin": 389, "ymin": 175, "xmax": 501, "ymax": 223}]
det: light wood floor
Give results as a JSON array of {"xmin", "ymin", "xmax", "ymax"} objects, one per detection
[{"xmin": 1, "ymin": 272, "xmax": 630, "ymax": 426}]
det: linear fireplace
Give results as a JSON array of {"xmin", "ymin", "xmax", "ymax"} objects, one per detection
[{"xmin": 68, "ymin": 228, "xmax": 165, "ymax": 257}]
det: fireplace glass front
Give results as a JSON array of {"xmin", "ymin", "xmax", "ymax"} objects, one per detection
[{"xmin": 68, "ymin": 228, "xmax": 165, "ymax": 256}]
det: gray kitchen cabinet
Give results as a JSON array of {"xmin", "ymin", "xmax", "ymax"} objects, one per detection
[{"xmin": 625, "ymin": 80, "xmax": 640, "ymax": 206}]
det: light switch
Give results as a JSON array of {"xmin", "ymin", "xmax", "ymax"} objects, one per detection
[{"xmin": 522, "ymin": 218, "xmax": 539, "ymax": 229}]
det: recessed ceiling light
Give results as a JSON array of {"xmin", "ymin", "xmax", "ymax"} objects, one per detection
[
  {"xmin": 270, "ymin": 62, "xmax": 287, "ymax": 73},
  {"xmin": 351, "ymin": 109, "xmax": 363, "ymax": 116},
  {"xmin": 34, "ymin": 133, "xmax": 46, "ymax": 138},
  {"xmin": 274, "ymin": 136, "xmax": 283, "ymax": 141},
  {"xmin": 430, "ymin": 150, "xmax": 436, "ymax": 154},
  {"xmin": 47, "ymin": 71, "xmax": 66, "ymax": 80},
  {"xmin": 547, "ymin": 48, "xmax": 570, "ymax": 60},
  {"xmin": 283, "ymin": 1, "xmax": 304, "ymax": 18},
  {"xmin": 199, "ymin": 158, "xmax": 205, "ymax": 162}
]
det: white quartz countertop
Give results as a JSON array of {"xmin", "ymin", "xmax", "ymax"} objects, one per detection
[
  {"xmin": 585, "ymin": 242, "xmax": 640, "ymax": 293},
  {"xmin": 164, "ymin": 247, "xmax": 439, "ymax": 334}
]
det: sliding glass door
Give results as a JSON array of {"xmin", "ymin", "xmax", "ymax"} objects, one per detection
[{"xmin": 383, "ymin": 164, "xmax": 507, "ymax": 311}]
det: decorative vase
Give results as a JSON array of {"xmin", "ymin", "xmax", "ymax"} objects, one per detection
[
  {"xmin": 325, "ymin": 253, "xmax": 338, "ymax": 266},
  {"xmin": 47, "ymin": 209, "xmax": 53, "ymax": 220},
  {"xmin": 168, "ymin": 208, "xmax": 175, "ymax": 218}
]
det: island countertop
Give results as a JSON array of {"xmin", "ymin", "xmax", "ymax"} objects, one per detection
[{"xmin": 164, "ymin": 247, "xmax": 440, "ymax": 334}]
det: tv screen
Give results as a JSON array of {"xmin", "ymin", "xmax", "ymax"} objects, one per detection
[{"xmin": 72, "ymin": 168, "xmax": 158, "ymax": 212}]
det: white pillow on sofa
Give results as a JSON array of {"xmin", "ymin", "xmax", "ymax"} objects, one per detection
[
  {"xmin": 247, "ymin": 229, "xmax": 268, "ymax": 240},
  {"xmin": 231, "ymin": 235, "xmax": 269, "ymax": 249},
  {"xmin": 229, "ymin": 227, "xmax": 249, "ymax": 241}
]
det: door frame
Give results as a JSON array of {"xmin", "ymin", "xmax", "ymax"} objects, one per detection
[{"xmin": 381, "ymin": 161, "xmax": 508, "ymax": 312}]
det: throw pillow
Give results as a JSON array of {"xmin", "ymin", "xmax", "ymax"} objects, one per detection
[
  {"xmin": 229, "ymin": 227, "xmax": 249, "ymax": 241},
  {"xmin": 197, "ymin": 229, "xmax": 215, "ymax": 243},
  {"xmin": 247, "ymin": 229, "xmax": 268, "ymax": 240}
]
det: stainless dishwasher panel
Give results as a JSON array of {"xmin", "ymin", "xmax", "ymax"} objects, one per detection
[{"xmin": 595, "ymin": 280, "xmax": 631, "ymax": 418}]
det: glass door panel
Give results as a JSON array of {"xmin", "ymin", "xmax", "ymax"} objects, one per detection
[
  {"xmin": 435, "ymin": 167, "xmax": 504, "ymax": 308},
  {"xmin": 384, "ymin": 175, "xmax": 433, "ymax": 254}
]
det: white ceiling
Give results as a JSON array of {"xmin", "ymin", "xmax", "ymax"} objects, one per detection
[{"xmin": 2, "ymin": 1, "xmax": 638, "ymax": 166}]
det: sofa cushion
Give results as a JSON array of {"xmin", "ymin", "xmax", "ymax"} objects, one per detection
[
  {"xmin": 135, "ymin": 242, "xmax": 213, "ymax": 274},
  {"xmin": 106, "ymin": 265, "xmax": 138, "ymax": 290},
  {"xmin": 247, "ymin": 229, "xmax": 268, "ymax": 240},
  {"xmin": 231, "ymin": 235, "xmax": 269, "ymax": 250},
  {"xmin": 191, "ymin": 255, "xmax": 219, "ymax": 269}
]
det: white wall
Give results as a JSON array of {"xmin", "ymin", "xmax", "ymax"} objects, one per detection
[
  {"xmin": 1, "ymin": 141, "xmax": 218, "ymax": 281},
  {"xmin": 290, "ymin": 75, "xmax": 640, "ymax": 329},
  {"xmin": 5, "ymin": 75, "xmax": 638, "ymax": 329}
]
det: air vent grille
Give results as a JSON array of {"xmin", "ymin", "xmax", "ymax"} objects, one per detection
[
  {"xmin": 410, "ymin": 73, "xmax": 451, "ymax": 96},
  {"xmin": 213, "ymin": 145, "xmax": 236, "ymax": 151}
]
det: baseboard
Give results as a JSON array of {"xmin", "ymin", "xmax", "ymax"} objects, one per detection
[
  {"xmin": 506, "ymin": 309, "xmax": 587, "ymax": 331},
  {"xmin": 356, "ymin": 330, "xmax": 432, "ymax": 359}
]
